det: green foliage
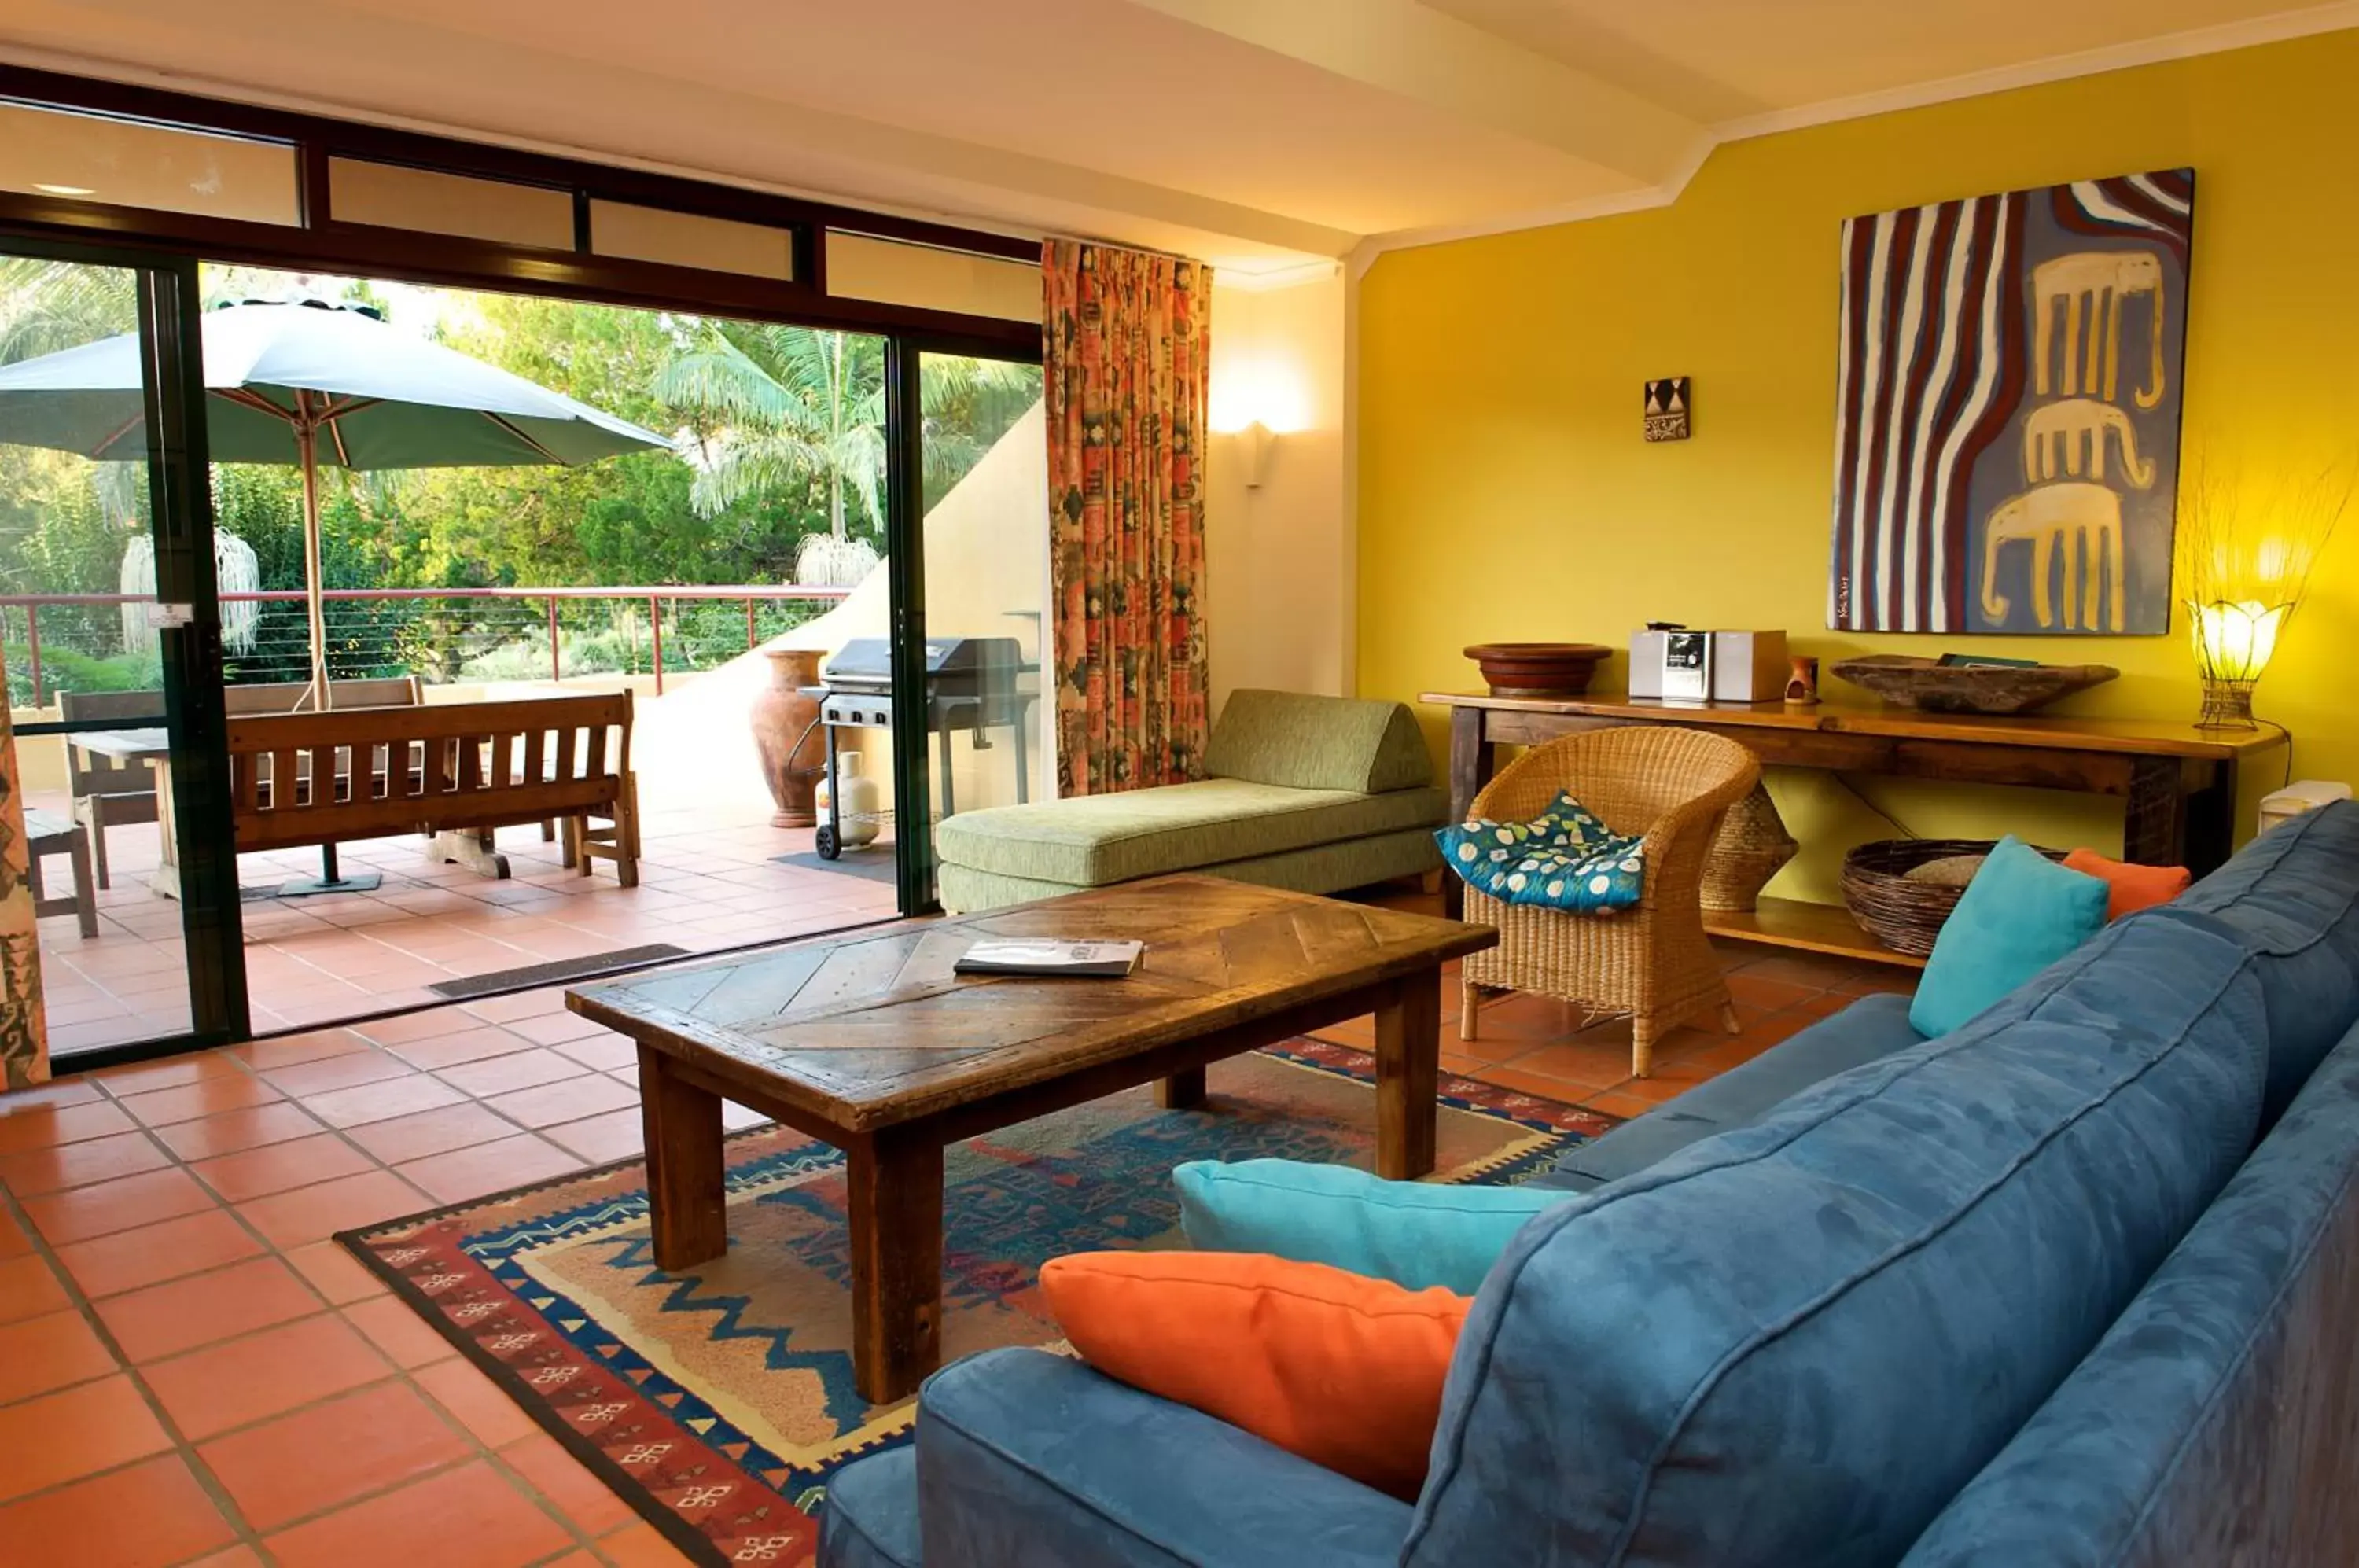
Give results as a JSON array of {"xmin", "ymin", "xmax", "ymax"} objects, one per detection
[
  {"xmin": 3, "ymin": 643, "xmax": 159, "ymax": 707},
  {"xmin": 2, "ymin": 259, "xmax": 1041, "ymax": 694}
]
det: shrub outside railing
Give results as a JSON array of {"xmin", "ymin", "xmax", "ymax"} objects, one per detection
[{"xmin": 1, "ymin": 584, "xmax": 850, "ymax": 707}]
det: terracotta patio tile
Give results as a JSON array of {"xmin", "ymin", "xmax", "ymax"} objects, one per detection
[
  {"xmin": 20, "ymin": 1167, "xmax": 215, "ymax": 1245},
  {"xmin": 381, "ymin": 1025, "xmax": 539, "ymax": 1071},
  {"xmin": 263, "ymin": 1460, "xmax": 572, "ymax": 1568},
  {"xmin": 198, "ymin": 1380, "xmax": 473, "ymax": 1531},
  {"xmin": 284, "ymin": 1239, "xmax": 390, "ymax": 1305},
  {"xmin": 505, "ymin": 1009, "xmax": 612, "ymax": 1046},
  {"xmin": 0, "ymin": 1098, "xmax": 134, "ymax": 1155},
  {"xmin": 483, "ymin": 1074, "xmax": 636, "ymax": 1130},
  {"xmin": 230, "ymin": 1028, "xmax": 375, "ymax": 1072},
  {"xmin": 354, "ymin": 1006, "xmax": 485, "ymax": 1046},
  {"xmin": 192, "ymin": 1133, "xmax": 379, "ymax": 1203},
  {"xmin": 237, "ymin": 1169, "xmax": 432, "ymax": 1249},
  {"xmin": 393, "ymin": 1135, "xmax": 583, "ymax": 1205},
  {"xmin": 0, "ymin": 1309, "xmax": 120, "ymax": 1404},
  {"xmin": 301, "ymin": 1073, "xmax": 467, "ymax": 1129},
  {"xmin": 0, "ymin": 1078, "xmax": 103, "ymax": 1118},
  {"xmin": 1724, "ymin": 972, "xmax": 1831, "ymax": 1012},
  {"xmin": 549, "ymin": 1033, "xmax": 636, "ymax": 1073},
  {"xmin": 414, "ymin": 1356, "xmax": 539, "ymax": 1448},
  {"xmin": 0, "ymin": 1253, "xmax": 71, "ymax": 1326},
  {"xmin": 112, "ymin": 1073, "xmax": 286, "ymax": 1128},
  {"xmin": 0, "ymin": 1453, "xmax": 235, "ymax": 1568},
  {"xmin": 541, "ymin": 1107, "xmax": 645, "ymax": 1164},
  {"xmin": 340, "ymin": 1293, "xmax": 460, "ymax": 1370},
  {"xmin": 260, "ymin": 1049, "xmax": 415, "ymax": 1099},
  {"xmin": 91, "ymin": 1052, "xmax": 243, "ymax": 1099},
  {"xmin": 153, "ymin": 1100, "xmax": 326, "ymax": 1161},
  {"xmin": 179, "ymin": 1549, "xmax": 266, "ymax": 1568},
  {"xmin": 0, "ymin": 1128, "xmax": 171, "ymax": 1197},
  {"xmin": 465, "ymin": 988, "xmax": 568, "ymax": 1022},
  {"xmin": 344, "ymin": 1102, "xmax": 524, "ymax": 1165},
  {"xmin": 0, "ymin": 1377, "xmax": 173, "ymax": 1503},
  {"xmin": 436, "ymin": 1048, "xmax": 587, "ymax": 1099},
  {"xmin": 53, "ymin": 1209, "xmax": 267, "ymax": 1299},
  {"xmin": 598, "ymin": 1521, "xmax": 701, "ymax": 1566},
  {"xmin": 499, "ymin": 1428, "xmax": 635, "ymax": 1534},
  {"xmin": 92, "ymin": 1255, "xmax": 320, "ymax": 1363},
  {"xmin": 143, "ymin": 1312, "xmax": 394, "ymax": 1440}
]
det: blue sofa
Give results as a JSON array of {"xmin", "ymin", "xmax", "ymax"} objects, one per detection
[{"xmin": 822, "ymin": 802, "xmax": 2359, "ymax": 1568}]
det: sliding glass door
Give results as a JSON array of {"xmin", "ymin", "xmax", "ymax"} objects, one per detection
[
  {"xmin": 880, "ymin": 345, "xmax": 1047, "ymax": 911},
  {"xmin": 1, "ymin": 240, "xmax": 242, "ymax": 1062}
]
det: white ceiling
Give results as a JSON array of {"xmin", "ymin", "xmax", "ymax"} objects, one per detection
[{"xmin": 2, "ymin": 0, "xmax": 2353, "ymax": 274}]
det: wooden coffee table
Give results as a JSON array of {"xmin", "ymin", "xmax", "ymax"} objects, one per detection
[{"xmin": 565, "ymin": 875, "xmax": 1496, "ymax": 1402}]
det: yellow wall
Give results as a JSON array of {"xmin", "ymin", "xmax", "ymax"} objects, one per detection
[{"xmin": 1358, "ymin": 31, "xmax": 2359, "ymax": 902}]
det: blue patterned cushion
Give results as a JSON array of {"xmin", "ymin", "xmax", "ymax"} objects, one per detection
[{"xmin": 1436, "ymin": 793, "xmax": 1644, "ymax": 913}]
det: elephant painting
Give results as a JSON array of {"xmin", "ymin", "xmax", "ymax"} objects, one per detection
[
  {"xmin": 2032, "ymin": 251, "xmax": 2168, "ymax": 410},
  {"xmin": 1981, "ymin": 481, "xmax": 2128, "ymax": 634},
  {"xmin": 1831, "ymin": 169, "xmax": 2189, "ymax": 635},
  {"xmin": 2022, "ymin": 397, "xmax": 2157, "ymax": 488}
]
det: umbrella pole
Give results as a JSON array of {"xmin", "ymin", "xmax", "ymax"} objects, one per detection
[{"xmin": 295, "ymin": 412, "xmax": 333, "ymax": 713}]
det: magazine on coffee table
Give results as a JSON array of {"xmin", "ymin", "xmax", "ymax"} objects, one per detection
[{"xmin": 954, "ymin": 939, "xmax": 1143, "ymax": 978}]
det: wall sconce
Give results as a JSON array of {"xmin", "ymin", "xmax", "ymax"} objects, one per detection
[
  {"xmin": 2188, "ymin": 598, "xmax": 2289, "ymax": 729},
  {"xmin": 1240, "ymin": 420, "xmax": 1276, "ymax": 488}
]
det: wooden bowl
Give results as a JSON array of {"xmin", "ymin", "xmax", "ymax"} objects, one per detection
[
  {"xmin": 1463, "ymin": 642, "xmax": 1612, "ymax": 698},
  {"xmin": 1829, "ymin": 655, "xmax": 2119, "ymax": 716}
]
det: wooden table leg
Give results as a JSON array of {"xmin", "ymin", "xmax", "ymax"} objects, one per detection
[
  {"xmin": 846, "ymin": 1126, "xmax": 945, "ymax": 1404},
  {"xmin": 638, "ymin": 1045, "xmax": 727, "ymax": 1272},
  {"xmin": 2124, "ymin": 755, "xmax": 2191, "ymax": 868},
  {"xmin": 1156, "ymin": 1066, "xmax": 1206, "ymax": 1109},
  {"xmin": 1374, "ymin": 970, "xmax": 1441, "ymax": 1180},
  {"xmin": 1444, "ymin": 707, "xmax": 1493, "ymax": 919}
]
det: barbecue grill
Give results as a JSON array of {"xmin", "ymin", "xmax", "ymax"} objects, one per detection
[{"xmin": 811, "ymin": 635, "xmax": 1036, "ymax": 859}]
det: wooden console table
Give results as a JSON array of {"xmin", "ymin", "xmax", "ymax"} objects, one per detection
[{"xmin": 1422, "ymin": 691, "xmax": 2287, "ymax": 963}]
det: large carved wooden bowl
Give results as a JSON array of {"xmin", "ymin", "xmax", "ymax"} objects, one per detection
[
  {"xmin": 1830, "ymin": 655, "xmax": 2120, "ymax": 716},
  {"xmin": 1463, "ymin": 642, "xmax": 1613, "ymax": 698}
]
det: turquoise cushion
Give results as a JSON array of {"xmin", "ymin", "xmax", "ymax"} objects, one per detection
[
  {"xmin": 1436, "ymin": 792, "xmax": 1645, "ymax": 914},
  {"xmin": 1910, "ymin": 836, "xmax": 2109, "ymax": 1036},
  {"xmin": 1172, "ymin": 1159, "xmax": 1572, "ymax": 1294}
]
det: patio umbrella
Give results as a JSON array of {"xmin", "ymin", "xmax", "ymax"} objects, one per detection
[{"xmin": 0, "ymin": 296, "xmax": 671, "ymax": 708}]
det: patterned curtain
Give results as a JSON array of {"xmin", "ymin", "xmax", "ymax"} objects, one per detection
[
  {"xmin": 1, "ymin": 647, "xmax": 50, "ymax": 1091},
  {"xmin": 1043, "ymin": 240, "xmax": 1212, "ymax": 797}
]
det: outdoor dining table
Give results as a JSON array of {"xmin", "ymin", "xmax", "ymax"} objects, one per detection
[{"xmin": 71, "ymin": 726, "xmax": 357, "ymax": 900}]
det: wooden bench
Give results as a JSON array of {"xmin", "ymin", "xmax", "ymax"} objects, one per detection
[{"xmin": 225, "ymin": 692, "xmax": 639, "ymax": 886}]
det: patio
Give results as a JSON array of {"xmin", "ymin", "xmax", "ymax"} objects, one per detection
[{"xmin": 24, "ymin": 637, "xmax": 905, "ymax": 1060}]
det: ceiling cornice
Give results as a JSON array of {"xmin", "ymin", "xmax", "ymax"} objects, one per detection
[{"xmin": 1356, "ymin": 1, "xmax": 2359, "ymax": 267}]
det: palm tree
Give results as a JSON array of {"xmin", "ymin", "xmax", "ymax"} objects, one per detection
[
  {"xmin": 653, "ymin": 324, "xmax": 1039, "ymax": 582},
  {"xmin": 656, "ymin": 325, "xmax": 886, "ymax": 544}
]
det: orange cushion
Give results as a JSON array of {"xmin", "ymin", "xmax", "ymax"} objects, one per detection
[
  {"xmin": 2063, "ymin": 848, "xmax": 2193, "ymax": 920},
  {"xmin": 1038, "ymin": 1251, "xmax": 1471, "ymax": 1499}
]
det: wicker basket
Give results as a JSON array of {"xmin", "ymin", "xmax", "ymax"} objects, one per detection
[
  {"xmin": 1701, "ymin": 782, "xmax": 1800, "ymax": 912},
  {"xmin": 1839, "ymin": 837, "xmax": 2064, "ymax": 957}
]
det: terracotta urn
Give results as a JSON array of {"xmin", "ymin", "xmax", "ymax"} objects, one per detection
[{"xmin": 750, "ymin": 647, "xmax": 826, "ymax": 828}]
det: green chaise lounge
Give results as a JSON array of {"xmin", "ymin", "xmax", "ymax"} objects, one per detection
[{"xmin": 934, "ymin": 689, "xmax": 1447, "ymax": 914}]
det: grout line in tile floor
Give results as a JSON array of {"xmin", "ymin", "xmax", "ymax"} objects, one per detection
[{"xmin": 0, "ymin": 916, "xmax": 1917, "ymax": 1568}]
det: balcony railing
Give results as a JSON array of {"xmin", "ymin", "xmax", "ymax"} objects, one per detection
[{"xmin": 1, "ymin": 584, "xmax": 852, "ymax": 707}]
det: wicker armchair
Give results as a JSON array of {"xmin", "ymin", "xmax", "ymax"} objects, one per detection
[{"xmin": 1459, "ymin": 726, "xmax": 1761, "ymax": 1077}]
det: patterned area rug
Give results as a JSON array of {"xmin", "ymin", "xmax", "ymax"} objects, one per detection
[{"xmin": 339, "ymin": 1039, "xmax": 1615, "ymax": 1566}]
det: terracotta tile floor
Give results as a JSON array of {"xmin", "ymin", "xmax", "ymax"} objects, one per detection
[
  {"xmin": 0, "ymin": 920, "xmax": 1913, "ymax": 1568},
  {"xmin": 28, "ymin": 786, "xmax": 900, "ymax": 1062}
]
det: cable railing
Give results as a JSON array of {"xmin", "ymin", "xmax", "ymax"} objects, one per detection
[{"xmin": 1, "ymin": 583, "xmax": 852, "ymax": 707}]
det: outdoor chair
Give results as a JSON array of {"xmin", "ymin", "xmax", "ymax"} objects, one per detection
[
  {"xmin": 1459, "ymin": 725, "xmax": 1759, "ymax": 1077},
  {"xmin": 60, "ymin": 688, "xmax": 162, "ymax": 890}
]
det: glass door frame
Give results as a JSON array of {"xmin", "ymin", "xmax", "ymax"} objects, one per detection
[
  {"xmin": 5, "ymin": 234, "xmax": 248, "ymax": 1066},
  {"xmin": 881, "ymin": 331, "xmax": 1045, "ymax": 917}
]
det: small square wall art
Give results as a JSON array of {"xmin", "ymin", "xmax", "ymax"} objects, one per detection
[{"xmin": 1827, "ymin": 169, "xmax": 2194, "ymax": 635}]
